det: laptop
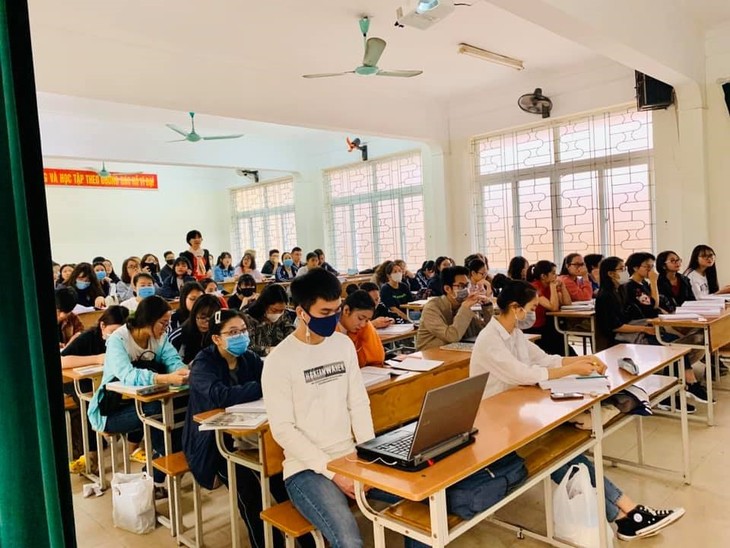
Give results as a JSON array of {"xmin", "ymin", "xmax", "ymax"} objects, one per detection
[{"xmin": 356, "ymin": 373, "xmax": 489, "ymax": 471}]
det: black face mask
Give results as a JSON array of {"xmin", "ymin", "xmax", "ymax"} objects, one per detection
[
  {"xmin": 238, "ymin": 287, "xmax": 255, "ymax": 297},
  {"xmin": 165, "ymin": 259, "xmax": 174, "ymax": 266}
]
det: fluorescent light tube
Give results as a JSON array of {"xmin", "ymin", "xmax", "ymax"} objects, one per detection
[{"xmin": 458, "ymin": 43, "xmax": 524, "ymax": 71}]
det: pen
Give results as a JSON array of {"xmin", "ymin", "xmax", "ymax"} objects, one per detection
[{"xmin": 576, "ymin": 375, "xmax": 608, "ymax": 379}]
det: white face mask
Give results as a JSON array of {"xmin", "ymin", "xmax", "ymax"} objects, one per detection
[
  {"xmin": 266, "ymin": 312, "xmax": 283, "ymax": 323},
  {"xmin": 618, "ymin": 270, "xmax": 630, "ymax": 284},
  {"xmin": 516, "ymin": 309, "xmax": 536, "ymax": 330},
  {"xmin": 391, "ymin": 272, "xmax": 403, "ymax": 283}
]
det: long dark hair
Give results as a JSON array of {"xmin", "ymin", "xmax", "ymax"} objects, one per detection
[
  {"xmin": 98, "ymin": 305, "xmax": 129, "ymax": 328},
  {"xmin": 128, "ymin": 296, "xmax": 171, "ymax": 330},
  {"xmin": 247, "ymin": 284, "xmax": 289, "ymax": 321},
  {"xmin": 656, "ymin": 250, "xmax": 678, "ymax": 278},
  {"xmin": 496, "ymin": 280, "xmax": 538, "ymax": 312},
  {"xmin": 178, "ymin": 281, "xmax": 204, "ymax": 323},
  {"xmin": 67, "ymin": 262, "xmax": 105, "ymax": 299},
  {"xmin": 180, "ymin": 294, "xmax": 221, "ymax": 354},
  {"xmin": 685, "ymin": 244, "xmax": 719, "ymax": 294},
  {"xmin": 507, "ymin": 256, "xmax": 528, "ymax": 280},
  {"xmin": 599, "ymin": 256, "xmax": 623, "ymax": 293},
  {"xmin": 216, "ymin": 252, "xmax": 232, "ymax": 269},
  {"xmin": 559, "ymin": 253, "xmax": 582, "ymax": 276},
  {"xmin": 239, "ymin": 253, "xmax": 257, "ymax": 271},
  {"xmin": 526, "ymin": 260, "xmax": 555, "ymax": 283}
]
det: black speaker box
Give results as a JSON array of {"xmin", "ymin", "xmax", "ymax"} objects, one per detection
[
  {"xmin": 722, "ymin": 83, "xmax": 730, "ymax": 115},
  {"xmin": 635, "ymin": 71, "xmax": 674, "ymax": 111}
]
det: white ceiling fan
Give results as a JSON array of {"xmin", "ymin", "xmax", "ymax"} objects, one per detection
[
  {"xmin": 302, "ymin": 17, "xmax": 423, "ymax": 79},
  {"xmin": 166, "ymin": 112, "xmax": 244, "ymax": 142}
]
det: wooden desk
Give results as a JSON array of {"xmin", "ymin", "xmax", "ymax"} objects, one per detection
[
  {"xmin": 548, "ymin": 309, "xmax": 595, "ymax": 356},
  {"xmin": 221, "ymin": 274, "xmax": 371, "ymax": 299},
  {"xmin": 329, "ymin": 388, "xmax": 608, "ymax": 548},
  {"xmin": 376, "ymin": 325, "xmax": 417, "ymax": 346},
  {"xmin": 195, "ymin": 348, "xmax": 470, "ymax": 548},
  {"xmin": 329, "ymin": 343, "xmax": 689, "ymax": 548},
  {"xmin": 651, "ymin": 307, "xmax": 730, "ymax": 425},
  {"xmin": 77, "ymin": 299, "xmax": 180, "ymax": 329}
]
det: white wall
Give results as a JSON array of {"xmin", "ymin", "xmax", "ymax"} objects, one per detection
[{"xmin": 44, "ymin": 158, "xmax": 235, "ymax": 269}]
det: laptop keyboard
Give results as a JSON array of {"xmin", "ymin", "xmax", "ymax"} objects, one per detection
[{"xmin": 375, "ymin": 434, "xmax": 414, "ymax": 457}]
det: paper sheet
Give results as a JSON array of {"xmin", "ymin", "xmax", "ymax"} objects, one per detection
[
  {"xmin": 386, "ymin": 358, "xmax": 443, "ymax": 372},
  {"xmin": 226, "ymin": 398, "xmax": 267, "ymax": 414}
]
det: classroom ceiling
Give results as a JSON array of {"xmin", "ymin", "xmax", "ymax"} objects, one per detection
[
  {"xmin": 679, "ymin": 0, "xmax": 730, "ymax": 29},
  {"xmin": 28, "ymin": 0, "xmax": 602, "ymax": 136}
]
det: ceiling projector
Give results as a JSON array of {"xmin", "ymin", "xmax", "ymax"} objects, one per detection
[{"xmin": 396, "ymin": 0, "xmax": 455, "ymax": 30}]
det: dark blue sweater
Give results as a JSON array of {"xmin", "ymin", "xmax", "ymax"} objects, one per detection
[{"xmin": 182, "ymin": 345, "xmax": 263, "ymax": 489}]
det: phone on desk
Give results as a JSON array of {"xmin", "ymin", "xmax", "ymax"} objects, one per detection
[{"xmin": 550, "ymin": 392, "xmax": 584, "ymax": 400}]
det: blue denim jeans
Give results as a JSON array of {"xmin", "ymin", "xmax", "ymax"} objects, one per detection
[
  {"xmin": 285, "ymin": 470, "xmax": 362, "ymax": 548},
  {"xmin": 104, "ymin": 401, "xmax": 166, "ymax": 482},
  {"xmin": 551, "ymin": 455, "xmax": 622, "ymax": 522}
]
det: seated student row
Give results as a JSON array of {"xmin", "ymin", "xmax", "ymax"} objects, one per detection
[{"xmin": 60, "ymin": 264, "xmax": 690, "ymax": 546}]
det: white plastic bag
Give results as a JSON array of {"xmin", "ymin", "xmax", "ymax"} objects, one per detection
[
  {"xmin": 553, "ymin": 464, "xmax": 614, "ymax": 547},
  {"xmin": 111, "ymin": 472, "xmax": 156, "ymax": 534}
]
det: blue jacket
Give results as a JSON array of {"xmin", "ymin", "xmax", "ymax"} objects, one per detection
[
  {"xmin": 182, "ymin": 345, "xmax": 263, "ymax": 489},
  {"xmin": 213, "ymin": 265, "xmax": 235, "ymax": 282}
]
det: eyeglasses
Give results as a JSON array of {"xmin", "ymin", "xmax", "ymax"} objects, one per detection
[
  {"xmin": 452, "ymin": 283, "xmax": 468, "ymax": 290},
  {"xmin": 475, "ymin": 270, "xmax": 487, "ymax": 276},
  {"xmin": 156, "ymin": 320, "xmax": 170, "ymax": 329},
  {"xmin": 667, "ymin": 258, "xmax": 682, "ymax": 264},
  {"xmin": 640, "ymin": 263, "xmax": 654, "ymax": 270},
  {"xmin": 196, "ymin": 315, "xmax": 210, "ymax": 323},
  {"xmin": 570, "ymin": 262, "xmax": 585, "ymax": 267},
  {"xmin": 614, "ymin": 267, "xmax": 626, "ymax": 272},
  {"xmin": 700, "ymin": 253, "xmax": 716, "ymax": 259},
  {"xmin": 220, "ymin": 328, "xmax": 247, "ymax": 336}
]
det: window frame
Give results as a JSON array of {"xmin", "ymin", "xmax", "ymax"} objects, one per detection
[{"xmin": 471, "ymin": 105, "xmax": 655, "ymax": 267}]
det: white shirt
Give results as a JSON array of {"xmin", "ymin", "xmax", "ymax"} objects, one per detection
[
  {"xmin": 295, "ymin": 266, "xmax": 309, "ymax": 277},
  {"xmin": 120, "ymin": 297, "xmax": 139, "ymax": 312},
  {"xmin": 687, "ymin": 270, "xmax": 710, "ymax": 299},
  {"xmin": 470, "ymin": 319, "xmax": 562, "ymax": 400},
  {"xmin": 262, "ymin": 331, "xmax": 374, "ymax": 479}
]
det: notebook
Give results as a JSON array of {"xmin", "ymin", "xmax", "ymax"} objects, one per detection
[{"xmin": 356, "ymin": 373, "xmax": 489, "ymax": 471}]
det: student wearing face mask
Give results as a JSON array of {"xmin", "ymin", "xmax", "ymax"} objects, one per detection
[
  {"xmin": 242, "ymin": 284, "xmax": 295, "ymax": 357},
  {"xmin": 275, "ymin": 251, "xmax": 298, "ymax": 281},
  {"xmin": 66, "ymin": 262, "xmax": 107, "ymax": 309},
  {"xmin": 87, "ymin": 297, "xmax": 189, "ymax": 486},
  {"xmin": 337, "ymin": 290, "xmax": 386, "ymax": 367},
  {"xmin": 183, "ymin": 310, "xmax": 308, "ymax": 548},
  {"xmin": 416, "ymin": 266, "xmax": 488, "ymax": 350},
  {"xmin": 379, "ymin": 261, "xmax": 415, "ymax": 322},
  {"xmin": 262, "ymin": 269, "xmax": 377, "ymax": 548},
  {"xmin": 463, "ymin": 280, "xmax": 685, "ymax": 543},
  {"xmin": 62, "ymin": 306, "xmax": 130, "ymax": 473},
  {"xmin": 120, "ymin": 272, "xmax": 158, "ymax": 312},
  {"xmin": 92, "ymin": 261, "xmax": 113, "ymax": 297},
  {"xmin": 227, "ymin": 274, "xmax": 258, "ymax": 311},
  {"xmin": 159, "ymin": 250, "xmax": 176, "ymax": 284}
]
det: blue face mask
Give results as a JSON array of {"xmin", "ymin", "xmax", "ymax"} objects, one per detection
[
  {"xmin": 306, "ymin": 311, "xmax": 341, "ymax": 338},
  {"xmin": 76, "ymin": 280, "xmax": 91, "ymax": 290},
  {"xmin": 225, "ymin": 332, "xmax": 250, "ymax": 356},
  {"xmin": 95, "ymin": 270, "xmax": 106, "ymax": 281},
  {"xmin": 137, "ymin": 286, "xmax": 156, "ymax": 299},
  {"xmin": 283, "ymin": 259, "xmax": 294, "ymax": 268}
]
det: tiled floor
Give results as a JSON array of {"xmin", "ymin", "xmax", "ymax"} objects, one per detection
[{"xmin": 71, "ymin": 381, "xmax": 730, "ymax": 547}]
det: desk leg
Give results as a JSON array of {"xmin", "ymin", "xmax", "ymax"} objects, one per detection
[
  {"xmin": 590, "ymin": 403, "xmax": 609, "ymax": 548},
  {"xmin": 216, "ymin": 431, "xmax": 242, "ymax": 548},
  {"xmin": 704, "ymin": 326, "xmax": 715, "ymax": 426},
  {"xmin": 554, "ymin": 316, "xmax": 569, "ymax": 357},
  {"xmin": 161, "ymin": 399, "xmax": 178, "ymax": 537},
  {"xmin": 678, "ymin": 359, "xmax": 691, "ymax": 485},
  {"xmin": 590, "ymin": 317, "xmax": 596, "ymax": 355},
  {"xmin": 428, "ymin": 490, "xmax": 449, "ymax": 548},
  {"xmin": 259, "ymin": 432, "xmax": 273, "ymax": 548}
]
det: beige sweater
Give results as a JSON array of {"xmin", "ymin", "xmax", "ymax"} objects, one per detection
[{"xmin": 416, "ymin": 295, "xmax": 487, "ymax": 350}]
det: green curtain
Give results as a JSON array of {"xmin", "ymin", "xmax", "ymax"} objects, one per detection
[{"xmin": 0, "ymin": 1, "xmax": 76, "ymax": 546}]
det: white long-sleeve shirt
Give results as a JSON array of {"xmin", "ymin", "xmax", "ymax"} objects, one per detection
[
  {"xmin": 262, "ymin": 331, "xmax": 374, "ymax": 480},
  {"xmin": 470, "ymin": 319, "xmax": 562, "ymax": 399}
]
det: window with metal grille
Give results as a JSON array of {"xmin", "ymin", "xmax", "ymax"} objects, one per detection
[
  {"xmin": 229, "ymin": 177, "xmax": 297, "ymax": 263},
  {"xmin": 473, "ymin": 106, "xmax": 654, "ymax": 270},
  {"xmin": 324, "ymin": 152, "xmax": 426, "ymax": 272}
]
